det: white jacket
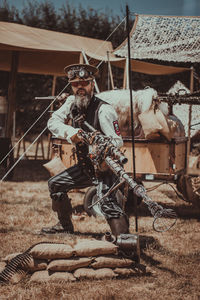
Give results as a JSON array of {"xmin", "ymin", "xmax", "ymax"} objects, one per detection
[{"xmin": 48, "ymin": 95, "xmax": 123, "ymax": 148}]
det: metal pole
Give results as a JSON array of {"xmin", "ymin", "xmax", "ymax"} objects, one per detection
[
  {"xmin": 186, "ymin": 66, "xmax": 194, "ymax": 173},
  {"xmin": 126, "ymin": 5, "xmax": 138, "ymax": 232},
  {"xmin": 81, "ymin": 50, "xmax": 100, "ymax": 93}
]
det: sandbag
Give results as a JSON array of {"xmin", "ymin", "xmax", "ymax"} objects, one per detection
[
  {"xmin": 30, "ymin": 243, "xmax": 74, "ymax": 259},
  {"xmin": 74, "ymin": 240, "xmax": 118, "ymax": 257},
  {"xmin": 9, "ymin": 270, "xmax": 27, "ymax": 284},
  {"xmin": 0, "ymin": 262, "xmax": 6, "ymax": 272},
  {"xmin": 114, "ymin": 267, "xmax": 137, "ymax": 277},
  {"xmin": 21, "ymin": 257, "xmax": 47, "ymax": 272},
  {"xmin": 73, "ymin": 268, "xmax": 117, "ymax": 280},
  {"xmin": 43, "ymin": 155, "xmax": 66, "ymax": 176},
  {"xmin": 47, "ymin": 257, "xmax": 92, "ymax": 272},
  {"xmin": 91, "ymin": 256, "xmax": 133, "ymax": 269},
  {"xmin": 30, "ymin": 270, "xmax": 76, "ymax": 282},
  {"xmin": 3, "ymin": 252, "xmax": 21, "ymax": 262}
]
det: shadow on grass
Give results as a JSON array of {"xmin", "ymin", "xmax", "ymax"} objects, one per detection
[{"xmin": 1, "ymin": 159, "xmax": 50, "ymax": 182}]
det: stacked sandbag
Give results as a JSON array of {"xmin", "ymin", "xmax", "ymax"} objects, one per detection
[{"xmin": 0, "ymin": 239, "xmax": 143, "ymax": 284}]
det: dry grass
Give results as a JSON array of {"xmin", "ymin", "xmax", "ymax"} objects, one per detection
[{"xmin": 0, "ymin": 161, "xmax": 200, "ymax": 300}]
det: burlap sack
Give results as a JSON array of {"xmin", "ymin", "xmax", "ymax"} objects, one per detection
[
  {"xmin": 114, "ymin": 267, "xmax": 137, "ymax": 277},
  {"xmin": 74, "ymin": 240, "xmax": 118, "ymax": 257},
  {"xmin": 30, "ymin": 243, "xmax": 74, "ymax": 259},
  {"xmin": 3, "ymin": 252, "xmax": 21, "ymax": 262},
  {"xmin": 9, "ymin": 270, "xmax": 27, "ymax": 284},
  {"xmin": 91, "ymin": 256, "xmax": 133, "ymax": 269},
  {"xmin": 138, "ymin": 110, "xmax": 162, "ymax": 139},
  {"xmin": 74, "ymin": 268, "xmax": 117, "ymax": 280},
  {"xmin": 0, "ymin": 261, "xmax": 6, "ymax": 272},
  {"xmin": 30, "ymin": 270, "xmax": 76, "ymax": 282},
  {"xmin": 43, "ymin": 155, "xmax": 66, "ymax": 176},
  {"xmin": 21, "ymin": 257, "xmax": 47, "ymax": 272},
  {"xmin": 49, "ymin": 271, "xmax": 76, "ymax": 282},
  {"xmin": 30, "ymin": 270, "xmax": 50, "ymax": 282},
  {"xmin": 47, "ymin": 257, "xmax": 92, "ymax": 272}
]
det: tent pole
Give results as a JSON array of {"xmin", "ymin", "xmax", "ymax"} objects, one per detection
[
  {"xmin": 187, "ymin": 66, "xmax": 194, "ymax": 173},
  {"xmin": 79, "ymin": 52, "xmax": 84, "ymax": 64},
  {"xmin": 126, "ymin": 57, "xmax": 129, "ymax": 89},
  {"xmin": 47, "ymin": 75, "xmax": 57, "ymax": 160},
  {"xmin": 126, "ymin": 5, "xmax": 138, "ymax": 232},
  {"xmin": 6, "ymin": 51, "xmax": 19, "ymax": 139},
  {"xmin": 122, "ymin": 59, "xmax": 127, "ymax": 89},
  {"xmin": 81, "ymin": 50, "xmax": 100, "ymax": 93},
  {"xmin": 107, "ymin": 51, "xmax": 114, "ymax": 90}
]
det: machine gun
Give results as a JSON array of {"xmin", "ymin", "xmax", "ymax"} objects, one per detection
[
  {"xmin": 156, "ymin": 90, "xmax": 200, "ymax": 105},
  {"xmin": 78, "ymin": 121, "xmax": 177, "ymax": 232}
]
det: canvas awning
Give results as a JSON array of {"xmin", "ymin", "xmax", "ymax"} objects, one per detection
[
  {"xmin": 0, "ymin": 21, "xmax": 115, "ymax": 75},
  {"xmin": 0, "ymin": 21, "xmax": 190, "ymax": 76}
]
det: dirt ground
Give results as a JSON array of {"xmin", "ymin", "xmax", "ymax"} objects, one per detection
[{"xmin": 0, "ymin": 160, "xmax": 200, "ymax": 300}]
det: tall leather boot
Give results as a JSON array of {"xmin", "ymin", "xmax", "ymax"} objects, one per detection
[
  {"xmin": 107, "ymin": 215, "xmax": 129, "ymax": 237},
  {"xmin": 41, "ymin": 194, "xmax": 74, "ymax": 234}
]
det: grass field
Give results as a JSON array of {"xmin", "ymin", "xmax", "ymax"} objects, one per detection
[{"xmin": 0, "ymin": 160, "xmax": 200, "ymax": 300}]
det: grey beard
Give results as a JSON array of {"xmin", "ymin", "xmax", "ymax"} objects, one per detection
[{"xmin": 74, "ymin": 94, "xmax": 91, "ymax": 110}]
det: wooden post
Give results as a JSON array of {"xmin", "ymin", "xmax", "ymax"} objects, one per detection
[
  {"xmin": 79, "ymin": 52, "xmax": 84, "ymax": 64},
  {"xmin": 47, "ymin": 75, "xmax": 57, "ymax": 160},
  {"xmin": 123, "ymin": 59, "xmax": 127, "ymax": 89},
  {"xmin": 186, "ymin": 67, "xmax": 194, "ymax": 173},
  {"xmin": 126, "ymin": 57, "xmax": 129, "ymax": 89},
  {"xmin": 98, "ymin": 62, "xmax": 107, "ymax": 92},
  {"xmin": 81, "ymin": 50, "xmax": 100, "ymax": 93},
  {"xmin": 5, "ymin": 51, "xmax": 19, "ymax": 138},
  {"xmin": 107, "ymin": 51, "xmax": 114, "ymax": 90}
]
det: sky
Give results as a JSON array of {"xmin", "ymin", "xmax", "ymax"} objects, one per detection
[{"xmin": 4, "ymin": 0, "xmax": 200, "ymax": 17}]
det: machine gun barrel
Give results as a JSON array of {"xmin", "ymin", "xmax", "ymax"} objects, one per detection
[
  {"xmin": 157, "ymin": 93, "xmax": 200, "ymax": 105},
  {"xmin": 34, "ymin": 96, "xmax": 55, "ymax": 100},
  {"xmin": 105, "ymin": 156, "xmax": 177, "ymax": 232}
]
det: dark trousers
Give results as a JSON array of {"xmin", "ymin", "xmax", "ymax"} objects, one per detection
[{"xmin": 48, "ymin": 164, "xmax": 125, "ymax": 219}]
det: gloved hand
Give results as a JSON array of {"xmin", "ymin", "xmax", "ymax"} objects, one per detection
[{"xmin": 70, "ymin": 130, "xmax": 84, "ymax": 144}]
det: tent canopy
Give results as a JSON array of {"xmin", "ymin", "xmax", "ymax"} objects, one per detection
[
  {"xmin": 114, "ymin": 14, "xmax": 200, "ymax": 63},
  {"xmin": 0, "ymin": 21, "xmax": 114, "ymax": 76},
  {"xmin": 0, "ymin": 21, "xmax": 190, "ymax": 76}
]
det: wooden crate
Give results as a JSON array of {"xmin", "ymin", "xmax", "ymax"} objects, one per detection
[
  {"xmin": 52, "ymin": 137, "xmax": 188, "ymax": 182},
  {"xmin": 122, "ymin": 137, "xmax": 187, "ymax": 181}
]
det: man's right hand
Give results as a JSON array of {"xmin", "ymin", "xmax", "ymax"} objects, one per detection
[{"xmin": 70, "ymin": 131, "xmax": 84, "ymax": 144}]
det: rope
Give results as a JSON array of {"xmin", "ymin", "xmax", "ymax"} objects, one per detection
[
  {"xmin": 0, "ymin": 126, "xmax": 47, "ymax": 182},
  {"xmin": 96, "ymin": 16, "xmax": 126, "ymax": 69},
  {"xmin": 146, "ymin": 181, "xmax": 186, "ymax": 202},
  {"xmin": 0, "ymin": 83, "xmax": 70, "ymax": 169}
]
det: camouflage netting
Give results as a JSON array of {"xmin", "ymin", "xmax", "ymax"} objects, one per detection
[
  {"xmin": 114, "ymin": 15, "xmax": 200, "ymax": 63},
  {"xmin": 0, "ymin": 239, "xmax": 145, "ymax": 284}
]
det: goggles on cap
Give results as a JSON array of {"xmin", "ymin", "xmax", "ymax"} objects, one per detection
[
  {"xmin": 67, "ymin": 67, "xmax": 92, "ymax": 81},
  {"xmin": 71, "ymin": 80, "xmax": 91, "ymax": 87}
]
